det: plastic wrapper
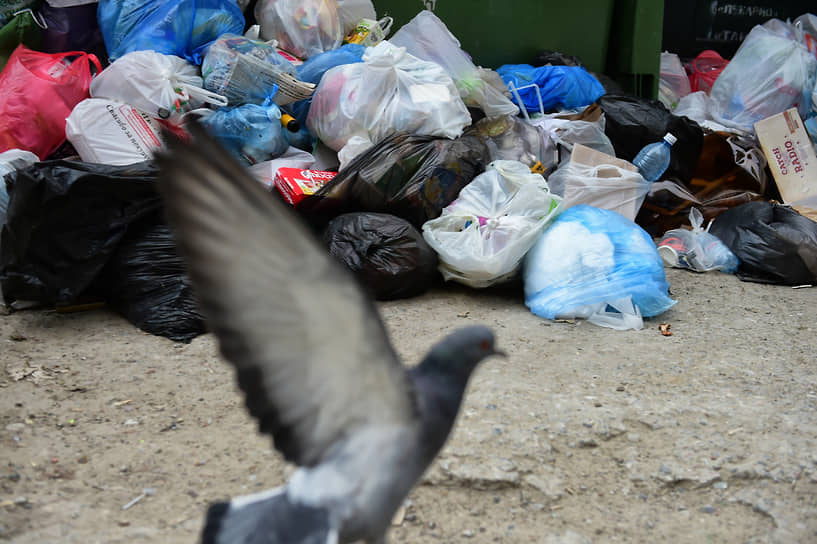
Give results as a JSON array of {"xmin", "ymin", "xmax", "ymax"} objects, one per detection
[
  {"xmin": 422, "ymin": 160, "xmax": 563, "ymax": 288},
  {"xmin": 709, "ymin": 20, "xmax": 817, "ymax": 131},
  {"xmin": 657, "ymin": 208, "xmax": 738, "ymax": 273},
  {"xmin": 202, "ymin": 33, "xmax": 307, "ymax": 107},
  {"xmin": 298, "ymin": 131, "xmax": 488, "ymax": 228},
  {"xmin": 389, "ymin": 10, "xmax": 518, "ymax": 119},
  {"xmin": 199, "ymin": 104, "xmax": 289, "ymax": 165},
  {"xmin": 0, "ymin": 160, "xmax": 161, "ymax": 306},
  {"xmin": 597, "ymin": 94, "xmax": 704, "ymax": 184},
  {"xmin": 337, "ymin": 0, "xmax": 376, "ymax": 35},
  {"xmin": 496, "ymin": 64, "xmax": 605, "ymax": 113},
  {"xmin": 66, "ymin": 99, "xmax": 165, "ymax": 166},
  {"xmin": 306, "ymin": 41, "xmax": 471, "ymax": 152},
  {"xmin": 97, "ymin": 0, "xmax": 245, "ymax": 64},
  {"xmin": 92, "ymin": 50, "xmax": 225, "ymax": 119},
  {"xmin": 255, "ymin": 0, "xmax": 341, "ymax": 59},
  {"xmin": 0, "ymin": 45, "xmax": 100, "ymax": 159},
  {"xmin": 323, "ymin": 212, "xmax": 437, "ymax": 300},
  {"xmin": 709, "ymin": 201, "xmax": 817, "ymax": 285},
  {"xmin": 100, "ymin": 222, "xmax": 206, "ymax": 343},
  {"xmin": 523, "ymin": 205, "xmax": 676, "ymax": 330}
]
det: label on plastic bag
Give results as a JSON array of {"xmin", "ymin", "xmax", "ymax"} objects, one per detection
[
  {"xmin": 65, "ymin": 99, "xmax": 164, "ymax": 166},
  {"xmin": 409, "ymin": 83, "xmax": 451, "ymax": 103}
]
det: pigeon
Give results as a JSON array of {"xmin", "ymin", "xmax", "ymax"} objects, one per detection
[{"xmin": 154, "ymin": 120, "xmax": 505, "ymax": 544}]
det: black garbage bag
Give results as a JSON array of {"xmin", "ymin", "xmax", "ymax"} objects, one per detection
[
  {"xmin": 709, "ymin": 201, "xmax": 817, "ymax": 285},
  {"xmin": 597, "ymin": 94, "xmax": 704, "ymax": 183},
  {"xmin": 0, "ymin": 160, "xmax": 161, "ymax": 305},
  {"xmin": 298, "ymin": 132, "xmax": 488, "ymax": 228},
  {"xmin": 100, "ymin": 220, "xmax": 206, "ymax": 343},
  {"xmin": 323, "ymin": 212, "xmax": 438, "ymax": 300}
]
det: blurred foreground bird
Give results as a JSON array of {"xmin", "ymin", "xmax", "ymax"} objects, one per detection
[{"xmin": 155, "ymin": 121, "xmax": 504, "ymax": 544}]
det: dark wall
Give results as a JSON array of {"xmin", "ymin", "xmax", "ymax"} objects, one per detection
[{"xmin": 662, "ymin": 0, "xmax": 813, "ymax": 60}]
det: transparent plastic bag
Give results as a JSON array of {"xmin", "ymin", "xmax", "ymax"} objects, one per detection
[
  {"xmin": 422, "ymin": 160, "xmax": 563, "ymax": 288},
  {"xmin": 91, "ymin": 50, "xmax": 226, "ymax": 120},
  {"xmin": 306, "ymin": 41, "xmax": 471, "ymax": 152},
  {"xmin": 523, "ymin": 205, "xmax": 676, "ymax": 330},
  {"xmin": 202, "ymin": 33, "xmax": 303, "ymax": 108},
  {"xmin": 659, "ymin": 51, "xmax": 691, "ymax": 110},
  {"xmin": 657, "ymin": 208, "xmax": 739, "ymax": 273},
  {"xmin": 336, "ymin": 0, "xmax": 376, "ymax": 36},
  {"xmin": 389, "ymin": 10, "xmax": 518, "ymax": 119},
  {"xmin": 709, "ymin": 20, "xmax": 817, "ymax": 131},
  {"xmin": 255, "ymin": 0, "xmax": 341, "ymax": 59},
  {"xmin": 546, "ymin": 162, "xmax": 651, "ymax": 221}
]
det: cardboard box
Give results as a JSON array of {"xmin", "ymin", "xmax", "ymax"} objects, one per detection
[
  {"xmin": 273, "ymin": 167, "xmax": 337, "ymax": 205},
  {"xmin": 754, "ymin": 108, "xmax": 817, "ymax": 217}
]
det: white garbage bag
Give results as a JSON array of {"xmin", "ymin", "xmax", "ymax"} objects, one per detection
[
  {"xmin": 90, "ymin": 50, "xmax": 226, "ymax": 120},
  {"xmin": 306, "ymin": 40, "xmax": 471, "ymax": 152},
  {"xmin": 422, "ymin": 160, "xmax": 563, "ymax": 288}
]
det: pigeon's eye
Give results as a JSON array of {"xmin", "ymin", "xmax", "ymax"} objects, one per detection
[{"xmin": 479, "ymin": 340, "xmax": 492, "ymax": 351}]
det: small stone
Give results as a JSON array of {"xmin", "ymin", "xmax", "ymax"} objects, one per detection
[
  {"xmin": 123, "ymin": 419, "xmax": 139, "ymax": 426},
  {"xmin": 5, "ymin": 423, "xmax": 25, "ymax": 433},
  {"xmin": 713, "ymin": 481, "xmax": 728, "ymax": 490},
  {"xmin": 462, "ymin": 529, "xmax": 474, "ymax": 538},
  {"xmin": 700, "ymin": 505, "xmax": 716, "ymax": 514}
]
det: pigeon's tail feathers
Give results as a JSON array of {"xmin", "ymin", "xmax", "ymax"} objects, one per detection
[{"xmin": 201, "ymin": 488, "xmax": 336, "ymax": 544}]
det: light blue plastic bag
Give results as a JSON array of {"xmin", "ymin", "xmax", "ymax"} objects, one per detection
[
  {"xmin": 200, "ymin": 103, "xmax": 289, "ymax": 166},
  {"xmin": 496, "ymin": 64, "xmax": 605, "ymax": 113},
  {"xmin": 98, "ymin": 0, "xmax": 245, "ymax": 64},
  {"xmin": 523, "ymin": 205, "xmax": 676, "ymax": 329}
]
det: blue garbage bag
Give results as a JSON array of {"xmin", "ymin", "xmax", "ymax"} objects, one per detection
[
  {"xmin": 523, "ymin": 205, "xmax": 676, "ymax": 325},
  {"xmin": 496, "ymin": 64, "xmax": 605, "ymax": 113},
  {"xmin": 289, "ymin": 43, "xmax": 366, "ymax": 127},
  {"xmin": 199, "ymin": 103, "xmax": 289, "ymax": 166},
  {"xmin": 98, "ymin": 0, "xmax": 245, "ymax": 64}
]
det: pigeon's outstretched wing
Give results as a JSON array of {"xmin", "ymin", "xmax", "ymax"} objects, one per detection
[{"xmin": 155, "ymin": 121, "xmax": 416, "ymax": 467}]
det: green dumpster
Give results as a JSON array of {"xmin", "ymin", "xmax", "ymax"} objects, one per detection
[{"xmin": 373, "ymin": 0, "xmax": 615, "ymax": 74}]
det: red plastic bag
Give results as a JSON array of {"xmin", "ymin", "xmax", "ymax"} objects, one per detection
[
  {"xmin": 0, "ymin": 45, "xmax": 101, "ymax": 159},
  {"xmin": 686, "ymin": 50, "xmax": 728, "ymax": 95}
]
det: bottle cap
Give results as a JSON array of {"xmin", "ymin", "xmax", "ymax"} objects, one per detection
[{"xmin": 663, "ymin": 133, "xmax": 677, "ymax": 146}]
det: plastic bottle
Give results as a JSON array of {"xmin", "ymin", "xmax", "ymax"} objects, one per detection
[{"xmin": 632, "ymin": 132, "xmax": 677, "ymax": 182}]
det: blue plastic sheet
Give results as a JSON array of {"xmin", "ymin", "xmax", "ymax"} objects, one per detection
[
  {"xmin": 200, "ymin": 103, "xmax": 289, "ymax": 165},
  {"xmin": 523, "ymin": 205, "xmax": 676, "ymax": 320},
  {"xmin": 98, "ymin": 0, "xmax": 245, "ymax": 64},
  {"xmin": 496, "ymin": 64, "xmax": 605, "ymax": 113}
]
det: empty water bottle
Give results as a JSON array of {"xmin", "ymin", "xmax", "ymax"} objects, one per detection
[{"xmin": 632, "ymin": 132, "xmax": 677, "ymax": 182}]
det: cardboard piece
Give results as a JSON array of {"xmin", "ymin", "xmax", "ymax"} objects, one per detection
[{"xmin": 754, "ymin": 108, "xmax": 817, "ymax": 217}]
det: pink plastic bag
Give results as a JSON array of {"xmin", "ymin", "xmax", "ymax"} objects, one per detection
[{"xmin": 0, "ymin": 45, "xmax": 101, "ymax": 158}]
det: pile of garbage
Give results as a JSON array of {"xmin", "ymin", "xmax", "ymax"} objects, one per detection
[{"xmin": 1, "ymin": 1, "xmax": 816, "ymax": 341}]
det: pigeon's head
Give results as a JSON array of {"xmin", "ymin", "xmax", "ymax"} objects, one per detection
[{"xmin": 425, "ymin": 325, "xmax": 505, "ymax": 378}]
